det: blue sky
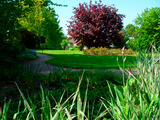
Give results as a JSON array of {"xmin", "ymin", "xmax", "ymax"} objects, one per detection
[{"xmin": 51, "ymin": 0, "xmax": 160, "ymax": 36}]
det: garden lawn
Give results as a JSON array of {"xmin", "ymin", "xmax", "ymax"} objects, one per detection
[{"xmin": 36, "ymin": 50, "xmax": 136, "ymax": 69}]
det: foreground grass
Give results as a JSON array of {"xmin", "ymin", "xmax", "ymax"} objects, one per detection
[
  {"xmin": 1, "ymin": 48, "xmax": 159, "ymax": 119},
  {"xmin": 0, "ymin": 69, "xmax": 122, "ymax": 119},
  {"xmin": 36, "ymin": 50, "xmax": 136, "ymax": 69}
]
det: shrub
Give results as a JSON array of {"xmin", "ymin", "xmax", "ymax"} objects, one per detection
[
  {"xmin": 99, "ymin": 47, "xmax": 109, "ymax": 55},
  {"xmin": 68, "ymin": 46, "xmax": 80, "ymax": 51},
  {"xmin": 83, "ymin": 47, "xmax": 135, "ymax": 55},
  {"xmin": 125, "ymin": 48, "xmax": 135, "ymax": 55},
  {"xmin": 17, "ymin": 50, "xmax": 37, "ymax": 61},
  {"xmin": 60, "ymin": 39, "xmax": 70, "ymax": 49},
  {"xmin": 40, "ymin": 43, "xmax": 48, "ymax": 49},
  {"xmin": 37, "ymin": 43, "xmax": 62, "ymax": 50}
]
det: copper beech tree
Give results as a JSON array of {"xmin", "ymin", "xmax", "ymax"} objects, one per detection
[{"xmin": 68, "ymin": 0, "xmax": 125, "ymax": 48}]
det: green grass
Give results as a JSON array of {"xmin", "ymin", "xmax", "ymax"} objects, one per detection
[{"xmin": 36, "ymin": 50, "xmax": 136, "ymax": 69}]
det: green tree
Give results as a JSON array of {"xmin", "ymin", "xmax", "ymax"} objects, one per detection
[
  {"xmin": 0, "ymin": 0, "xmax": 33, "ymax": 60},
  {"xmin": 19, "ymin": 0, "xmax": 46, "ymax": 46},
  {"xmin": 125, "ymin": 24, "xmax": 137, "ymax": 38},
  {"xmin": 124, "ymin": 24, "xmax": 138, "ymax": 49},
  {"xmin": 60, "ymin": 38, "xmax": 70, "ymax": 49},
  {"xmin": 119, "ymin": 29, "xmax": 129, "ymax": 48},
  {"xmin": 134, "ymin": 7, "xmax": 160, "ymax": 50},
  {"xmin": 18, "ymin": 0, "xmax": 64, "ymax": 48},
  {"xmin": 41, "ymin": 7, "xmax": 64, "ymax": 48}
]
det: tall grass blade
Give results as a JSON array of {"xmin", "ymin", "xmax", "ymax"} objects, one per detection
[
  {"xmin": 13, "ymin": 99, "xmax": 22, "ymax": 120},
  {"xmin": 1, "ymin": 99, "xmax": 11, "ymax": 120},
  {"xmin": 77, "ymin": 93, "xmax": 82, "ymax": 120},
  {"xmin": 81, "ymin": 78, "xmax": 89, "ymax": 120},
  {"xmin": 69, "ymin": 70, "xmax": 85, "ymax": 113},
  {"xmin": 15, "ymin": 82, "xmax": 36, "ymax": 120},
  {"xmin": 52, "ymin": 93, "xmax": 74, "ymax": 120}
]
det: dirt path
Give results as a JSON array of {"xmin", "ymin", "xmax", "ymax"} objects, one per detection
[{"xmin": 22, "ymin": 53, "xmax": 137, "ymax": 76}]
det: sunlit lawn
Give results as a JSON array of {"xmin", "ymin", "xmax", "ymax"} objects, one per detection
[{"xmin": 36, "ymin": 50, "xmax": 136, "ymax": 69}]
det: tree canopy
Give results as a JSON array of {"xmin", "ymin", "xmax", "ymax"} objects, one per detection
[
  {"xmin": 18, "ymin": 0, "xmax": 64, "ymax": 48},
  {"xmin": 125, "ymin": 24, "xmax": 137, "ymax": 39},
  {"xmin": 134, "ymin": 7, "xmax": 160, "ymax": 50},
  {"xmin": 0, "ymin": 0, "xmax": 66, "ymax": 49},
  {"xmin": 68, "ymin": 0, "xmax": 125, "ymax": 48},
  {"xmin": 41, "ymin": 7, "xmax": 64, "ymax": 48}
]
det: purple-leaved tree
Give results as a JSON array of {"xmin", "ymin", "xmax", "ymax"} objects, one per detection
[{"xmin": 68, "ymin": 0, "xmax": 125, "ymax": 48}]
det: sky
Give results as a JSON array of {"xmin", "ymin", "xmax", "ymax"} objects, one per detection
[{"xmin": 51, "ymin": 0, "xmax": 160, "ymax": 36}]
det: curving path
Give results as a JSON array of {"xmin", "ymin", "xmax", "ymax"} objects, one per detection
[
  {"xmin": 22, "ymin": 53, "xmax": 61, "ymax": 75},
  {"xmin": 22, "ymin": 53, "xmax": 137, "ymax": 76}
]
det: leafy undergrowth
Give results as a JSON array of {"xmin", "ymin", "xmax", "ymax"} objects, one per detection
[{"xmin": 0, "ymin": 68, "xmax": 123, "ymax": 119}]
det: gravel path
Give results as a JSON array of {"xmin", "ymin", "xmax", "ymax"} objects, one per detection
[{"xmin": 22, "ymin": 53, "xmax": 137, "ymax": 76}]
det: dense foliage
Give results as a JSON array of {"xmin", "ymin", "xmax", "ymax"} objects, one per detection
[
  {"xmin": 0, "ymin": 0, "xmax": 21, "ymax": 44},
  {"xmin": 129, "ymin": 7, "xmax": 160, "ymax": 50},
  {"xmin": 125, "ymin": 24, "xmax": 137, "ymax": 38},
  {"xmin": 0, "ymin": 0, "xmax": 66, "ymax": 82},
  {"xmin": 60, "ymin": 38, "xmax": 70, "ymax": 49},
  {"xmin": 68, "ymin": 0, "xmax": 125, "ymax": 48},
  {"xmin": 0, "ymin": 0, "xmax": 66, "ymax": 51},
  {"xmin": 18, "ymin": 0, "xmax": 64, "ymax": 48},
  {"xmin": 0, "ymin": 0, "xmax": 26, "ymax": 66}
]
